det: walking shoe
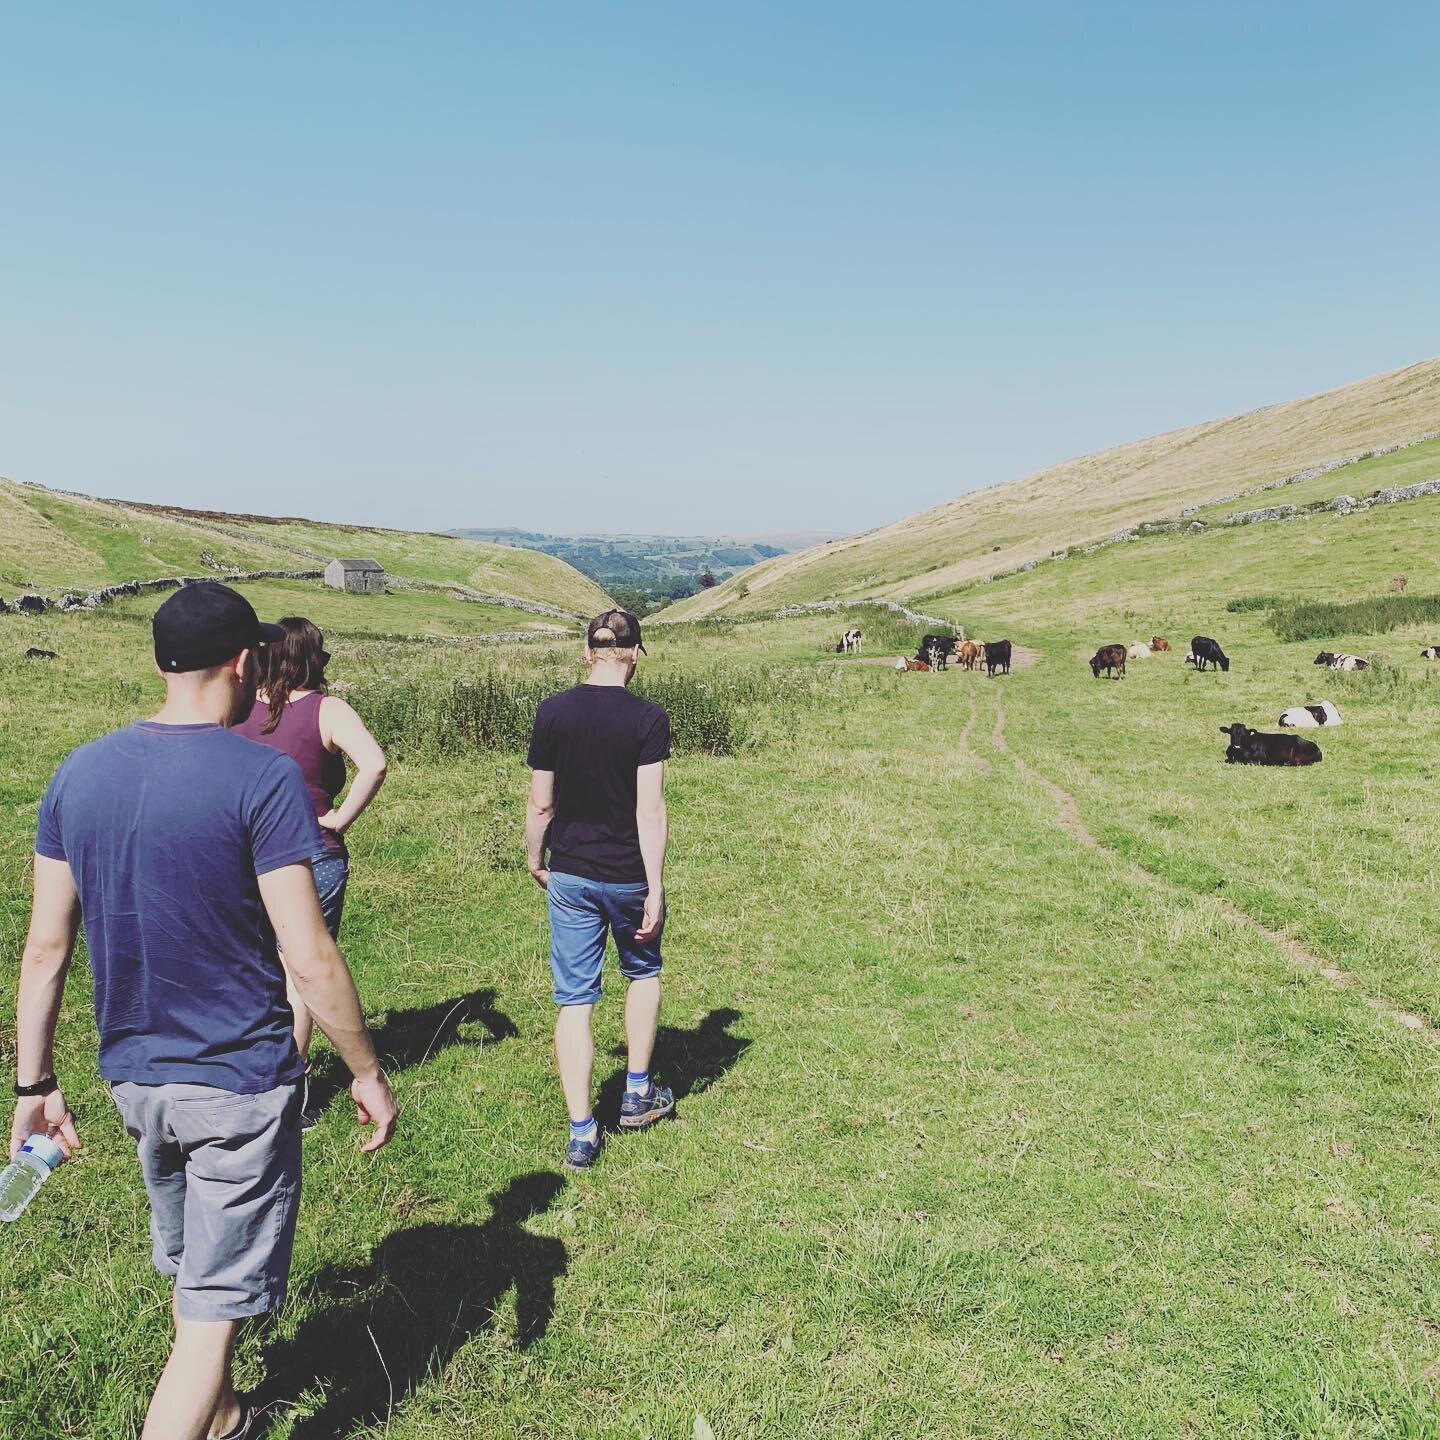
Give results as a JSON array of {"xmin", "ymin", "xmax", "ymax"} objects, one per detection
[
  {"xmin": 619, "ymin": 1083, "xmax": 675, "ymax": 1130},
  {"xmin": 564, "ymin": 1130, "xmax": 604, "ymax": 1169},
  {"xmin": 211, "ymin": 1400, "xmax": 260, "ymax": 1439}
]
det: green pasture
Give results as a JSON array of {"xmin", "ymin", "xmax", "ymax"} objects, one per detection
[{"xmin": 3, "ymin": 546, "xmax": 1439, "ymax": 1438}]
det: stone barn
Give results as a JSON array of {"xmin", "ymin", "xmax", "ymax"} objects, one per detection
[{"xmin": 324, "ymin": 557, "xmax": 385, "ymax": 594}]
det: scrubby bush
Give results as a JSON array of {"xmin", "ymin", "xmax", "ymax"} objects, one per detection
[
  {"xmin": 1225, "ymin": 592, "xmax": 1292, "ymax": 614},
  {"xmin": 357, "ymin": 664, "xmax": 830, "ymax": 760},
  {"xmin": 1266, "ymin": 593, "xmax": 1440, "ymax": 642}
]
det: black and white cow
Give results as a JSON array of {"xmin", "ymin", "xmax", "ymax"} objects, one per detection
[
  {"xmin": 1278, "ymin": 701, "xmax": 1341, "ymax": 728},
  {"xmin": 835, "ymin": 629, "xmax": 864, "ymax": 654},
  {"xmin": 917, "ymin": 634, "xmax": 957, "ymax": 671}
]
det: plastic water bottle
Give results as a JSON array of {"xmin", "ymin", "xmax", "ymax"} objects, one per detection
[{"xmin": 0, "ymin": 1135, "xmax": 64, "ymax": 1221}]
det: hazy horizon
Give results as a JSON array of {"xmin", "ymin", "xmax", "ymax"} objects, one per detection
[{"xmin": 3, "ymin": 6, "xmax": 1437, "ymax": 535}]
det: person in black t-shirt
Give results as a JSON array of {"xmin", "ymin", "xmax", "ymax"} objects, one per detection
[{"xmin": 525, "ymin": 610, "xmax": 674, "ymax": 1169}]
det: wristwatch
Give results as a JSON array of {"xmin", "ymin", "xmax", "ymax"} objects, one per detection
[{"xmin": 14, "ymin": 1075, "xmax": 59, "ymax": 1098}]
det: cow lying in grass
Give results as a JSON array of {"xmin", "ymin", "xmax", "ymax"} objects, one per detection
[
  {"xmin": 1422, "ymin": 647, "xmax": 1440, "ymax": 660},
  {"xmin": 1314, "ymin": 651, "xmax": 1369, "ymax": 671},
  {"xmin": 1090, "ymin": 644, "xmax": 1126, "ymax": 679},
  {"xmin": 1150, "ymin": 636, "xmax": 1171, "ymax": 652},
  {"xmin": 896, "ymin": 656, "xmax": 931, "ymax": 672},
  {"xmin": 1278, "ymin": 701, "xmax": 1341, "ymax": 728},
  {"xmin": 1220, "ymin": 723, "xmax": 1322, "ymax": 766}
]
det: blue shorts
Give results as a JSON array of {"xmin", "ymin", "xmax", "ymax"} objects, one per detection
[{"xmin": 547, "ymin": 871, "xmax": 663, "ymax": 1006}]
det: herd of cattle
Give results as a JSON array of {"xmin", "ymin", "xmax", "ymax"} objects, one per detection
[
  {"xmin": 837, "ymin": 619, "xmax": 1440, "ymax": 770},
  {"xmin": 897, "ymin": 633, "xmax": 1013, "ymax": 677}
]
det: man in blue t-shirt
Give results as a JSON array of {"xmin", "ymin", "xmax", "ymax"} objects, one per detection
[
  {"xmin": 525, "ymin": 609, "xmax": 674, "ymax": 1169},
  {"xmin": 10, "ymin": 582, "xmax": 397, "ymax": 1440}
]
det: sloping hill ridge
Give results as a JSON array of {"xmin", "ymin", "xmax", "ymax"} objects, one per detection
[
  {"xmin": 658, "ymin": 358, "xmax": 1440, "ymax": 620},
  {"xmin": 0, "ymin": 479, "xmax": 612, "ymax": 619}
]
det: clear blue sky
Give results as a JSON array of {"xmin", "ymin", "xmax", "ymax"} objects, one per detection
[{"xmin": 2, "ymin": 5, "xmax": 1436, "ymax": 535}]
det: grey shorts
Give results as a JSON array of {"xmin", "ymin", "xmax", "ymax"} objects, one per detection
[{"xmin": 110, "ymin": 1080, "xmax": 302, "ymax": 1322}]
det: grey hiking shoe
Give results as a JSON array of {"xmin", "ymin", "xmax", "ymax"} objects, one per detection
[{"xmin": 619, "ymin": 1083, "xmax": 675, "ymax": 1130}]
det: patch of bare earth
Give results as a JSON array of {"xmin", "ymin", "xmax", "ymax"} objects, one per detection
[{"xmin": 990, "ymin": 691, "xmax": 1437, "ymax": 1040}]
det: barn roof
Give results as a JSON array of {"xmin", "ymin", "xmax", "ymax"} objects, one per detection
[{"xmin": 331, "ymin": 557, "xmax": 384, "ymax": 572}]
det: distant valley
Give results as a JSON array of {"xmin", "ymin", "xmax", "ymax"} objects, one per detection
[{"xmin": 447, "ymin": 528, "xmax": 843, "ymax": 612}]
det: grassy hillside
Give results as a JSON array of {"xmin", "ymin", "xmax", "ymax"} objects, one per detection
[
  {"xmin": 5, "ymin": 529, "xmax": 1440, "ymax": 1433},
  {"xmin": 659, "ymin": 357, "xmax": 1440, "ymax": 620},
  {"xmin": 0, "ymin": 478, "xmax": 612, "ymax": 620}
]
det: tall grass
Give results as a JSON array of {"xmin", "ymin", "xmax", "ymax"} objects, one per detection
[
  {"xmin": 357, "ymin": 664, "xmax": 832, "ymax": 759},
  {"xmin": 1265, "ymin": 593, "xmax": 1440, "ymax": 642},
  {"xmin": 1225, "ymin": 592, "xmax": 1292, "ymax": 614}
]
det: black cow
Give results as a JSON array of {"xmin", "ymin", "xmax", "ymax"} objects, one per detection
[
  {"xmin": 984, "ymin": 639, "xmax": 1012, "ymax": 677},
  {"xmin": 16, "ymin": 595, "xmax": 47, "ymax": 615},
  {"xmin": 24, "ymin": 647, "xmax": 58, "ymax": 660},
  {"xmin": 1220, "ymin": 723, "xmax": 1321, "ymax": 767},
  {"xmin": 917, "ymin": 634, "xmax": 957, "ymax": 671},
  {"xmin": 1191, "ymin": 636, "xmax": 1229, "ymax": 673},
  {"xmin": 1090, "ymin": 643, "xmax": 1126, "ymax": 680}
]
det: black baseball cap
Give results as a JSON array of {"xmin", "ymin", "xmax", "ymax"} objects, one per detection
[
  {"xmin": 153, "ymin": 582, "xmax": 285, "ymax": 673},
  {"xmin": 586, "ymin": 608, "xmax": 647, "ymax": 654}
]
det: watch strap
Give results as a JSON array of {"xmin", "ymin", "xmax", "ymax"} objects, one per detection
[{"xmin": 14, "ymin": 1075, "xmax": 59, "ymax": 1098}]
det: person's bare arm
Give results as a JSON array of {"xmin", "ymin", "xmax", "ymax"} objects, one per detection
[
  {"xmin": 526, "ymin": 769, "xmax": 555, "ymax": 889},
  {"xmin": 317, "ymin": 697, "xmax": 388, "ymax": 835},
  {"xmin": 10, "ymin": 856, "xmax": 83, "ymax": 1159},
  {"xmin": 257, "ymin": 863, "xmax": 396, "ymax": 1152},
  {"xmin": 634, "ymin": 760, "xmax": 667, "ymax": 942}
]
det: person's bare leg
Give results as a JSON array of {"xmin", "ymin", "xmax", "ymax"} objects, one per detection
[
  {"xmin": 142, "ymin": 1311, "xmax": 240, "ymax": 1440},
  {"xmin": 554, "ymin": 1003, "xmax": 596, "ymax": 1122},
  {"xmin": 624, "ymin": 976, "xmax": 661, "ymax": 1077},
  {"xmin": 282, "ymin": 962, "xmax": 314, "ymax": 1058}
]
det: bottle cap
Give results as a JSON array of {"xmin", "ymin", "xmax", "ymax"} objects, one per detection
[{"xmin": 20, "ymin": 1135, "xmax": 63, "ymax": 1171}]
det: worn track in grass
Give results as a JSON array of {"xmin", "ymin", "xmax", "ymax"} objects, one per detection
[{"xmin": 990, "ymin": 691, "xmax": 1437, "ymax": 1040}]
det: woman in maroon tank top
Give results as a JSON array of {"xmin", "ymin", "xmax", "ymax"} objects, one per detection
[{"xmin": 234, "ymin": 617, "xmax": 388, "ymax": 1063}]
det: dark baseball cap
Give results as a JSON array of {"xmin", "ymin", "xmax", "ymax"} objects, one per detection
[
  {"xmin": 587, "ymin": 608, "xmax": 647, "ymax": 654},
  {"xmin": 153, "ymin": 582, "xmax": 285, "ymax": 673}
]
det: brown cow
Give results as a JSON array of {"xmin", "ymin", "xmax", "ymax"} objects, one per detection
[
  {"xmin": 1090, "ymin": 644, "xmax": 1126, "ymax": 679},
  {"xmin": 957, "ymin": 640, "xmax": 982, "ymax": 670},
  {"xmin": 895, "ymin": 656, "xmax": 931, "ymax": 672},
  {"xmin": 1150, "ymin": 636, "xmax": 1171, "ymax": 652}
]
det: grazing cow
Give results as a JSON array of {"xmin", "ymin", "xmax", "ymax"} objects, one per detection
[
  {"xmin": 1190, "ymin": 636, "xmax": 1230, "ymax": 673},
  {"xmin": 16, "ymin": 595, "xmax": 46, "ymax": 615},
  {"xmin": 1090, "ymin": 644, "xmax": 1127, "ymax": 679},
  {"xmin": 1278, "ymin": 701, "xmax": 1341, "ymax": 728},
  {"xmin": 983, "ymin": 639, "xmax": 1013, "ymax": 677},
  {"xmin": 1421, "ymin": 647, "xmax": 1440, "ymax": 660},
  {"xmin": 918, "ymin": 634, "xmax": 957, "ymax": 671},
  {"xmin": 956, "ymin": 640, "xmax": 982, "ymax": 671},
  {"xmin": 896, "ymin": 656, "xmax": 931, "ymax": 672},
  {"xmin": 1220, "ymin": 723, "xmax": 1322, "ymax": 767},
  {"xmin": 24, "ymin": 647, "xmax": 58, "ymax": 660},
  {"xmin": 835, "ymin": 628, "xmax": 863, "ymax": 654},
  {"xmin": 1150, "ymin": 636, "xmax": 1172, "ymax": 652},
  {"xmin": 1127, "ymin": 642, "xmax": 1152, "ymax": 660}
]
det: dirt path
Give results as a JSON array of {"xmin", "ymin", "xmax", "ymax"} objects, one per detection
[
  {"xmin": 958, "ymin": 692, "xmax": 990, "ymax": 776},
  {"xmin": 990, "ymin": 692, "xmax": 1436, "ymax": 1040}
]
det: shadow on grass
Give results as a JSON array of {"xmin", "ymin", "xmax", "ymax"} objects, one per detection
[
  {"xmin": 595, "ymin": 1006, "xmax": 751, "ymax": 1129},
  {"xmin": 307, "ymin": 987, "xmax": 518, "ymax": 1113},
  {"xmin": 263, "ymin": 1171, "xmax": 567, "ymax": 1437}
]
